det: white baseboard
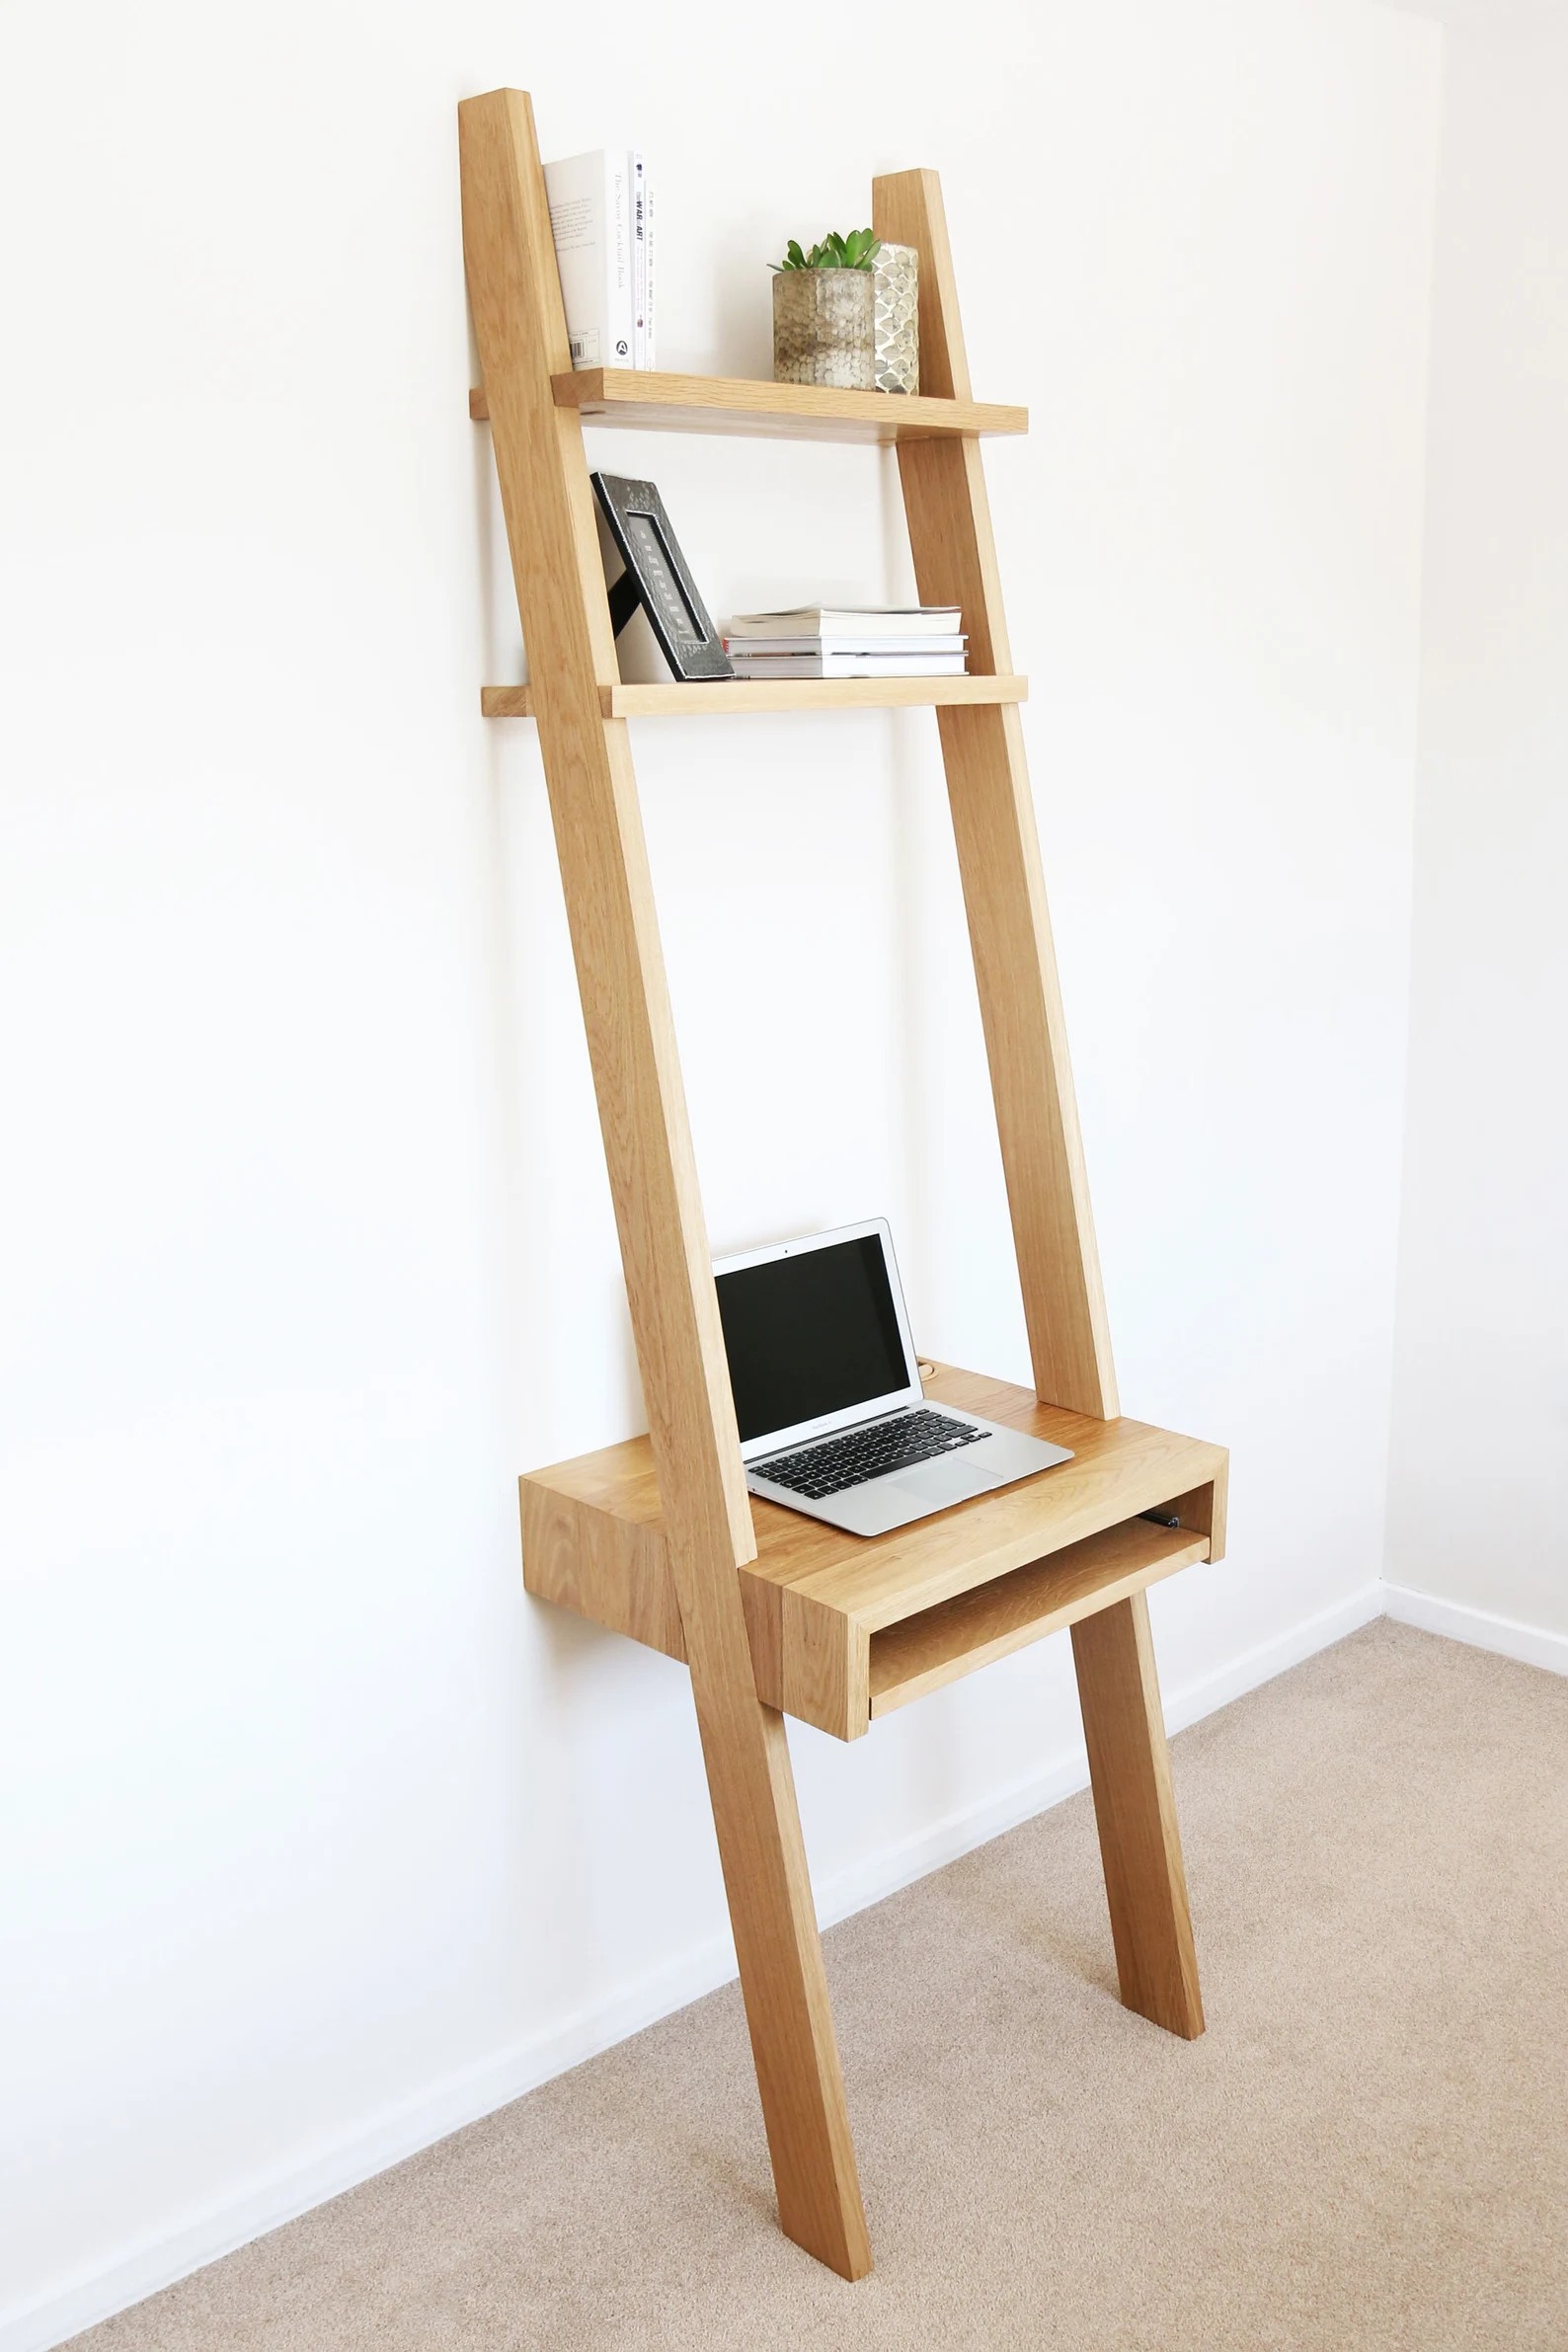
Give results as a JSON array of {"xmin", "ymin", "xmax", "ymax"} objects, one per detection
[
  {"xmin": 1161, "ymin": 1577, "xmax": 1385, "ymax": 1735},
  {"xmin": 0, "ymin": 1572, "xmax": 1423, "ymax": 2352},
  {"xmin": 808, "ymin": 1578, "xmax": 1384, "ymax": 1933},
  {"xmin": 0, "ymin": 1939, "xmax": 750, "ymax": 2352},
  {"xmin": 1382, "ymin": 1581, "xmax": 1568, "ymax": 1676}
]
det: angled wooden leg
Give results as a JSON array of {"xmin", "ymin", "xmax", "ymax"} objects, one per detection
[
  {"xmin": 461, "ymin": 89, "xmax": 870, "ymax": 2278},
  {"xmin": 684, "ymin": 1643, "xmax": 872, "ymax": 2279},
  {"xmin": 1070, "ymin": 1593, "xmax": 1205, "ymax": 2039}
]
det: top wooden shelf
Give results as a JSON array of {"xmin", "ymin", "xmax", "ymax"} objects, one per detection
[{"xmin": 469, "ymin": 367, "xmax": 1027, "ymax": 444}]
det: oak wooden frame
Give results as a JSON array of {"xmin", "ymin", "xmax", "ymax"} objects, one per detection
[{"xmin": 460, "ymin": 91, "xmax": 1222, "ymax": 2282}]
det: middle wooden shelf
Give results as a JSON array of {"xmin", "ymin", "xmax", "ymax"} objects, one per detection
[
  {"xmin": 521, "ymin": 1363, "xmax": 1228, "ymax": 1742},
  {"xmin": 482, "ymin": 675, "xmax": 1028, "ymax": 718}
]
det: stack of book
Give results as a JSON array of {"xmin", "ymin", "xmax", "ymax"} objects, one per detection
[
  {"xmin": 721, "ymin": 607, "xmax": 966, "ymax": 678},
  {"xmin": 544, "ymin": 149, "xmax": 653, "ymax": 369}
]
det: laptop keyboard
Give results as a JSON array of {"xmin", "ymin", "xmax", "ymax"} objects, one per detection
[{"xmin": 752, "ymin": 1409, "xmax": 990, "ymax": 1500}]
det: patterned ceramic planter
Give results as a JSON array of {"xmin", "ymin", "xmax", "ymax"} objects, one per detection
[
  {"xmin": 872, "ymin": 242, "xmax": 919, "ymax": 394},
  {"xmin": 772, "ymin": 269, "xmax": 875, "ymax": 391}
]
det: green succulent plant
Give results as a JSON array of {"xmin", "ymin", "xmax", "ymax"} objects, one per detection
[{"xmin": 771, "ymin": 228, "xmax": 882, "ymax": 273}]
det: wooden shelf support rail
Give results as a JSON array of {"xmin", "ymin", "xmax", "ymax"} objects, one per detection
[{"xmin": 874, "ymin": 169, "xmax": 1118, "ymax": 1421}]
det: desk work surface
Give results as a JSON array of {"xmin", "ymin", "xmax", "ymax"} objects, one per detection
[{"xmin": 520, "ymin": 1365, "xmax": 1227, "ymax": 1740}]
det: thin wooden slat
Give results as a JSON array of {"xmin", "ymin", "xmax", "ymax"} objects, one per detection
[
  {"xmin": 480, "ymin": 675, "xmax": 1029, "ymax": 718},
  {"xmin": 462, "ymin": 88, "xmax": 869, "ymax": 2281},
  {"xmin": 874, "ymin": 168, "xmax": 1120, "ymax": 1422},
  {"xmin": 469, "ymin": 368, "xmax": 1026, "ymax": 441}
]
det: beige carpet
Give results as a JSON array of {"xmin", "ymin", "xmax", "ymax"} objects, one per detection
[{"xmin": 69, "ymin": 1622, "xmax": 1568, "ymax": 2351}]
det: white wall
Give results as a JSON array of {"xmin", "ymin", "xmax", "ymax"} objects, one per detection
[
  {"xmin": 0, "ymin": 3, "xmax": 1441, "ymax": 2343},
  {"xmin": 1385, "ymin": 11, "xmax": 1568, "ymax": 1643}
]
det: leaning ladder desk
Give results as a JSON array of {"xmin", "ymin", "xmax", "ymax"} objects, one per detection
[{"xmin": 461, "ymin": 88, "xmax": 1228, "ymax": 2284}]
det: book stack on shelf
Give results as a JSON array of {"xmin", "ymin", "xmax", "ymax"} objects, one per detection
[
  {"xmin": 722, "ymin": 606, "xmax": 966, "ymax": 678},
  {"xmin": 544, "ymin": 149, "xmax": 653, "ymax": 369}
]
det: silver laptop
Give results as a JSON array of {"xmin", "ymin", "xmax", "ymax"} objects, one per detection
[{"xmin": 713, "ymin": 1218, "xmax": 1072, "ymax": 1538}]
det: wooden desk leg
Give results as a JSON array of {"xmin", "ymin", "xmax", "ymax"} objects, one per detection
[
  {"xmin": 687, "ymin": 1666, "xmax": 873, "ymax": 2280},
  {"xmin": 1070, "ymin": 1592, "xmax": 1205, "ymax": 2039}
]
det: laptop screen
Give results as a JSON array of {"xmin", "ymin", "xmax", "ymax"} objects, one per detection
[{"xmin": 716, "ymin": 1232, "xmax": 911, "ymax": 1446}]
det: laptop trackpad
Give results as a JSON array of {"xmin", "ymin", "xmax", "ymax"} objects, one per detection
[{"xmin": 893, "ymin": 1446, "xmax": 1005, "ymax": 1506}]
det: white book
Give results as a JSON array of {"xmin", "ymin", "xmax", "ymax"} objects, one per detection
[
  {"xmin": 643, "ymin": 172, "xmax": 657, "ymax": 369},
  {"xmin": 630, "ymin": 152, "xmax": 648, "ymax": 368},
  {"xmin": 725, "ymin": 605, "xmax": 962, "ymax": 640},
  {"xmin": 543, "ymin": 150, "xmax": 634, "ymax": 370},
  {"xmin": 727, "ymin": 652, "xmax": 969, "ymax": 677},
  {"xmin": 725, "ymin": 634, "xmax": 967, "ymax": 657}
]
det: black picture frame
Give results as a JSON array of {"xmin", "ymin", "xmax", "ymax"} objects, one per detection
[{"xmin": 590, "ymin": 471, "xmax": 734, "ymax": 683}]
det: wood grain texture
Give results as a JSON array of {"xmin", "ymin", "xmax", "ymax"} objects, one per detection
[
  {"xmin": 463, "ymin": 89, "xmax": 868, "ymax": 2280},
  {"xmin": 941, "ymin": 701, "xmax": 1121, "ymax": 1415},
  {"xmin": 469, "ymin": 368, "xmax": 1026, "ymax": 441},
  {"xmin": 869, "ymin": 1522, "xmax": 1208, "ymax": 1718},
  {"xmin": 521, "ymin": 1362, "xmax": 1226, "ymax": 1741},
  {"xmin": 480, "ymin": 675, "xmax": 1029, "ymax": 719},
  {"xmin": 520, "ymin": 1471, "xmax": 685, "ymax": 1665},
  {"xmin": 1070, "ymin": 1592, "xmax": 1206, "ymax": 2039},
  {"xmin": 884, "ymin": 167, "xmax": 971, "ymax": 404},
  {"xmin": 874, "ymin": 169, "xmax": 1119, "ymax": 1420}
]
